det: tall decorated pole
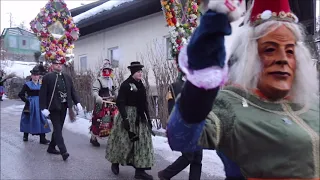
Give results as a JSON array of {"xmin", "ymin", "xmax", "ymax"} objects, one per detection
[
  {"xmin": 30, "ymin": 0, "xmax": 79, "ymax": 68},
  {"xmin": 160, "ymin": 0, "xmax": 201, "ymax": 75}
]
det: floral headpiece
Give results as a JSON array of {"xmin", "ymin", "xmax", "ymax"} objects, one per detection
[
  {"xmin": 161, "ymin": 0, "xmax": 201, "ymax": 72},
  {"xmin": 30, "ymin": 0, "xmax": 79, "ymax": 64}
]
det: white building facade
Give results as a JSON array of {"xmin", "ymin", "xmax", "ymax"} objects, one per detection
[{"xmin": 71, "ymin": 0, "xmax": 244, "ymax": 85}]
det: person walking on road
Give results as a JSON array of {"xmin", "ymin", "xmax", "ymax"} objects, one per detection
[
  {"xmin": 39, "ymin": 59, "xmax": 83, "ymax": 161},
  {"xmin": 19, "ymin": 66, "xmax": 51, "ymax": 144},
  {"xmin": 105, "ymin": 61, "xmax": 154, "ymax": 180}
]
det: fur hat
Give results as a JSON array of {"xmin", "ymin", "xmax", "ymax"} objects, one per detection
[{"xmin": 101, "ymin": 59, "xmax": 113, "ymax": 70}]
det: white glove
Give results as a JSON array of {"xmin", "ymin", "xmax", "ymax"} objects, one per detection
[
  {"xmin": 96, "ymin": 96, "xmax": 103, "ymax": 105},
  {"xmin": 76, "ymin": 103, "xmax": 83, "ymax": 112},
  {"xmin": 205, "ymin": 0, "xmax": 245, "ymax": 22},
  {"xmin": 41, "ymin": 109, "xmax": 50, "ymax": 117}
]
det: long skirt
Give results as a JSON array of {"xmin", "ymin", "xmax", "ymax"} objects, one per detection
[
  {"xmin": 0, "ymin": 86, "xmax": 5, "ymax": 96},
  {"xmin": 90, "ymin": 102, "xmax": 117, "ymax": 138},
  {"xmin": 105, "ymin": 106, "xmax": 154, "ymax": 169},
  {"xmin": 20, "ymin": 96, "xmax": 51, "ymax": 134}
]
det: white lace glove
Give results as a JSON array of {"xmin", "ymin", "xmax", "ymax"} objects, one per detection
[
  {"xmin": 41, "ymin": 109, "xmax": 50, "ymax": 117},
  {"xmin": 96, "ymin": 96, "xmax": 103, "ymax": 105},
  {"xmin": 76, "ymin": 103, "xmax": 83, "ymax": 112},
  {"xmin": 203, "ymin": 0, "xmax": 245, "ymax": 22}
]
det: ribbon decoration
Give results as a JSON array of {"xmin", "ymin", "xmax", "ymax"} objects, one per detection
[{"xmin": 161, "ymin": 0, "xmax": 202, "ymax": 71}]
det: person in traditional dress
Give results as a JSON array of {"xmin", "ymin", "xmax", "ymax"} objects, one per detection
[
  {"xmin": 39, "ymin": 59, "xmax": 83, "ymax": 161},
  {"xmin": 0, "ymin": 70, "xmax": 14, "ymax": 101},
  {"xmin": 166, "ymin": 0, "xmax": 319, "ymax": 179},
  {"xmin": 0, "ymin": 71, "xmax": 6, "ymax": 101},
  {"xmin": 19, "ymin": 66, "xmax": 51, "ymax": 144},
  {"xmin": 106, "ymin": 61, "xmax": 154, "ymax": 180},
  {"xmin": 158, "ymin": 72, "xmax": 203, "ymax": 180},
  {"xmin": 90, "ymin": 60, "xmax": 117, "ymax": 147}
]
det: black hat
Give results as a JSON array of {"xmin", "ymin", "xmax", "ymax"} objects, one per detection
[
  {"xmin": 30, "ymin": 67, "xmax": 40, "ymax": 75},
  {"xmin": 128, "ymin": 61, "xmax": 144, "ymax": 75},
  {"xmin": 127, "ymin": 61, "xmax": 144, "ymax": 69}
]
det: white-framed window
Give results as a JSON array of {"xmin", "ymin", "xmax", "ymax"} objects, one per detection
[
  {"xmin": 79, "ymin": 55, "xmax": 87, "ymax": 71},
  {"xmin": 8, "ymin": 36, "xmax": 17, "ymax": 48},
  {"xmin": 165, "ymin": 36, "xmax": 173, "ymax": 60},
  {"xmin": 108, "ymin": 47, "xmax": 120, "ymax": 68}
]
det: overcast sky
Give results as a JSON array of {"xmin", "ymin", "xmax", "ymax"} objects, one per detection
[
  {"xmin": 0, "ymin": 0, "xmax": 319, "ymax": 33},
  {"xmin": 0, "ymin": 0, "xmax": 97, "ymax": 32}
]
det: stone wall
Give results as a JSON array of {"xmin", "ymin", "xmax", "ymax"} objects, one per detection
[{"xmin": 4, "ymin": 77, "xmax": 25, "ymax": 99}]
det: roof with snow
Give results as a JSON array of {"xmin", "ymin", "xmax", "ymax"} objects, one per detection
[
  {"xmin": 1, "ymin": 27, "xmax": 36, "ymax": 38},
  {"xmin": 70, "ymin": 0, "xmax": 161, "ymax": 37}
]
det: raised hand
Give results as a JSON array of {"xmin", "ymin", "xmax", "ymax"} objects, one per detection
[{"xmin": 202, "ymin": 0, "xmax": 245, "ymax": 22}]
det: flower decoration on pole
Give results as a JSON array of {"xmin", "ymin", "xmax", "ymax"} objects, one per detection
[
  {"xmin": 161, "ymin": 0, "xmax": 201, "ymax": 71},
  {"xmin": 30, "ymin": 0, "xmax": 79, "ymax": 65}
]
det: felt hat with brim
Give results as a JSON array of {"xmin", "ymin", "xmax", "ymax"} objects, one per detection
[
  {"xmin": 127, "ymin": 61, "xmax": 144, "ymax": 69},
  {"xmin": 30, "ymin": 67, "xmax": 40, "ymax": 75}
]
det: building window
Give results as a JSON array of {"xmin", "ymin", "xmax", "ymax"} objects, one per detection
[
  {"xmin": 79, "ymin": 55, "xmax": 87, "ymax": 71},
  {"xmin": 22, "ymin": 40, "xmax": 26, "ymax": 46},
  {"xmin": 166, "ymin": 37, "xmax": 173, "ymax": 60},
  {"xmin": 108, "ymin": 47, "xmax": 120, "ymax": 67}
]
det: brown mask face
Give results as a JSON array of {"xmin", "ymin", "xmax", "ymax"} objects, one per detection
[{"xmin": 257, "ymin": 25, "xmax": 296, "ymax": 101}]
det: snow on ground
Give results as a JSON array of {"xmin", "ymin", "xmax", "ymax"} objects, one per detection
[
  {"xmin": 2, "ymin": 104, "xmax": 225, "ymax": 177},
  {"xmin": 1, "ymin": 60, "xmax": 37, "ymax": 78},
  {"xmin": 73, "ymin": 0, "xmax": 135, "ymax": 23},
  {"xmin": 2, "ymin": 94, "xmax": 8, "ymax": 100}
]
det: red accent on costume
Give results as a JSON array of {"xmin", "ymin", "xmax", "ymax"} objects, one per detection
[
  {"xmin": 250, "ymin": 0, "xmax": 297, "ymax": 25},
  {"xmin": 102, "ymin": 69, "xmax": 112, "ymax": 77}
]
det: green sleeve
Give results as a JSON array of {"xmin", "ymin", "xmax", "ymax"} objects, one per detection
[{"xmin": 198, "ymin": 92, "xmax": 236, "ymax": 150}]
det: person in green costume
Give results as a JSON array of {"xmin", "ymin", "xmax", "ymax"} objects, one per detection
[{"xmin": 166, "ymin": 0, "xmax": 319, "ymax": 179}]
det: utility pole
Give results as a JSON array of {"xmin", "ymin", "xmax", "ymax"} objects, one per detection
[{"xmin": 8, "ymin": 12, "xmax": 13, "ymax": 28}]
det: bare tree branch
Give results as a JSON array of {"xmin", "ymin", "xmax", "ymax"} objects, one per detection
[{"xmin": 137, "ymin": 39, "xmax": 178, "ymax": 129}]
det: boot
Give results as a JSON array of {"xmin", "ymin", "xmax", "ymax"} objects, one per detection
[
  {"xmin": 39, "ymin": 134, "xmax": 50, "ymax": 144},
  {"xmin": 111, "ymin": 163, "xmax": 119, "ymax": 175},
  {"xmin": 134, "ymin": 169, "xmax": 153, "ymax": 180},
  {"xmin": 158, "ymin": 171, "xmax": 170, "ymax": 180},
  {"xmin": 90, "ymin": 136, "xmax": 100, "ymax": 147},
  {"xmin": 23, "ymin": 133, "xmax": 28, "ymax": 141},
  {"xmin": 61, "ymin": 152, "xmax": 69, "ymax": 161},
  {"xmin": 0, "ymin": 96, "xmax": 3, "ymax": 101},
  {"xmin": 47, "ymin": 147, "xmax": 60, "ymax": 155}
]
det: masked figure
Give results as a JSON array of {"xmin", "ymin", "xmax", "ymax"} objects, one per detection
[{"xmin": 90, "ymin": 60, "xmax": 118, "ymax": 146}]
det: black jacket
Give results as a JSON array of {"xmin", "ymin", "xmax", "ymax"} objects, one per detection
[
  {"xmin": 0, "ymin": 77, "xmax": 7, "ymax": 86},
  {"xmin": 168, "ymin": 79, "xmax": 185, "ymax": 114},
  {"xmin": 39, "ymin": 72, "xmax": 79, "ymax": 111},
  {"xmin": 18, "ymin": 83, "xmax": 40, "ymax": 113},
  {"xmin": 116, "ymin": 76, "xmax": 150, "ymax": 122}
]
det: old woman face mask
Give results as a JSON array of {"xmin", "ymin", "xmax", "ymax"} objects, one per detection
[{"xmin": 257, "ymin": 25, "xmax": 296, "ymax": 100}]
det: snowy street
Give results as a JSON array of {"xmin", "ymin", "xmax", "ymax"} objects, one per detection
[{"xmin": 0, "ymin": 99, "xmax": 225, "ymax": 180}]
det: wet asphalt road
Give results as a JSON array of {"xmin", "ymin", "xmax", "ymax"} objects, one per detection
[{"xmin": 0, "ymin": 99, "xmax": 223, "ymax": 180}]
